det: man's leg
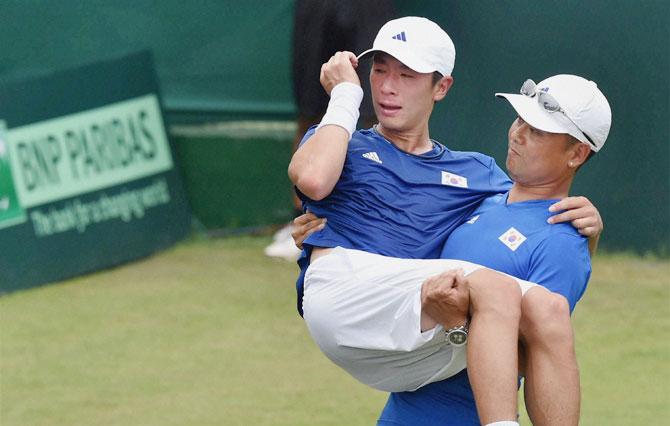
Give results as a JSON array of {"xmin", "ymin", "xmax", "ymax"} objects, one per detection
[
  {"xmin": 519, "ymin": 287, "xmax": 580, "ymax": 426},
  {"xmin": 467, "ymin": 270, "xmax": 523, "ymax": 425}
]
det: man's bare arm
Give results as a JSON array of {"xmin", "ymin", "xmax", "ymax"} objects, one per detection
[{"xmin": 288, "ymin": 51, "xmax": 362, "ymax": 201}]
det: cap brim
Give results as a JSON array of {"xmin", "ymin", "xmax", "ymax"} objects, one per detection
[
  {"xmin": 356, "ymin": 49, "xmax": 376, "ymax": 61},
  {"xmin": 495, "ymin": 93, "xmax": 590, "ymax": 147},
  {"xmin": 495, "ymin": 93, "xmax": 568, "ymax": 133},
  {"xmin": 357, "ymin": 45, "xmax": 436, "ymax": 74}
]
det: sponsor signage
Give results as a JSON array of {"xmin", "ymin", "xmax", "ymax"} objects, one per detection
[{"xmin": 0, "ymin": 51, "xmax": 191, "ymax": 292}]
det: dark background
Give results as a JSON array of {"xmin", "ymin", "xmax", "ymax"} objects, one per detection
[{"xmin": 0, "ymin": 0, "xmax": 667, "ymax": 255}]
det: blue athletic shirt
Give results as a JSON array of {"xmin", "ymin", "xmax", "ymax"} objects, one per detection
[
  {"xmin": 442, "ymin": 192, "xmax": 591, "ymax": 311},
  {"xmin": 378, "ymin": 192, "xmax": 591, "ymax": 426},
  {"xmin": 295, "ymin": 127, "xmax": 512, "ymax": 315}
]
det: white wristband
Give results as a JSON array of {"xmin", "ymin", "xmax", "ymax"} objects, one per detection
[{"xmin": 316, "ymin": 82, "xmax": 363, "ymax": 140}]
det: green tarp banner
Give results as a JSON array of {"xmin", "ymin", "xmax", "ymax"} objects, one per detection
[
  {"xmin": 0, "ymin": 2, "xmax": 665, "ymax": 255},
  {"xmin": 0, "ymin": 51, "xmax": 191, "ymax": 292},
  {"xmin": 0, "ymin": 1, "xmax": 295, "ymax": 118}
]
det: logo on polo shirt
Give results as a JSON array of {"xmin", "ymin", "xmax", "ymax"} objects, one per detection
[
  {"xmin": 441, "ymin": 171, "xmax": 468, "ymax": 188},
  {"xmin": 362, "ymin": 151, "xmax": 382, "ymax": 164},
  {"xmin": 498, "ymin": 227, "xmax": 527, "ymax": 251},
  {"xmin": 466, "ymin": 215, "xmax": 480, "ymax": 224}
]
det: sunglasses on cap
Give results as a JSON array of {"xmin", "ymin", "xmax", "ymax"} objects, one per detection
[{"xmin": 520, "ymin": 79, "xmax": 597, "ymax": 148}]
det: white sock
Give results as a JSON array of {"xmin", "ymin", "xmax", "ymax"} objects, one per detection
[{"xmin": 484, "ymin": 422, "xmax": 519, "ymax": 426}]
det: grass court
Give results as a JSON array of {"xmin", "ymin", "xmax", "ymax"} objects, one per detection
[{"xmin": 1, "ymin": 236, "xmax": 668, "ymax": 425}]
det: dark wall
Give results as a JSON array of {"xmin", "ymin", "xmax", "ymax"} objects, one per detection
[
  {"xmin": 0, "ymin": 1, "xmax": 295, "ymax": 117},
  {"xmin": 397, "ymin": 1, "xmax": 669, "ymax": 255}
]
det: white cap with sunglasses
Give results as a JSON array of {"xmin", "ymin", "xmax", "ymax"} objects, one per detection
[{"xmin": 496, "ymin": 74, "xmax": 611, "ymax": 152}]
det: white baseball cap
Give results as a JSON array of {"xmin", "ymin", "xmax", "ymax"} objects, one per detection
[
  {"xmin": 357, "ymin": 16, "xmax": 456, "ymax": 76},
  {"xmin": 496, "ymin": 74, "xmax": 612, "ymax": 152}
]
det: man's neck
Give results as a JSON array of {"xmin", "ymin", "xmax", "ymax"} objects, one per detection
[
  {"xmin": 375, "ymin": 124, "xmax": 433, "ymax": 155},
  {"xmin": 507, "ymin": 180, "xmax": 571, "ymax": 203}
]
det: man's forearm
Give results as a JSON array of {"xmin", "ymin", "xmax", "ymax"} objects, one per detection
[{"xmin": 288, "ymin": 77, "xmax": 363, "ymax": 201}]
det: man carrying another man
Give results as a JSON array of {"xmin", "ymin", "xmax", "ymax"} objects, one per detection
[{"xmin": 289, "ymin": 16, "xmax": 609, "ymax": 426}]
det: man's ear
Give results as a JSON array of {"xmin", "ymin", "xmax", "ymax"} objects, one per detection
[
  {"xmin": 434, "ymin": 76, "xmax": 454, "ymax": 102},
  {"xmin": 569, "ymin": 141, "xmax": 592, "ymax": 168}
]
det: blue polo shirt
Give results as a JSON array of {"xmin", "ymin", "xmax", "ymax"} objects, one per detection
[
  {"xmin": 378, "ymin": 192, "xmax": 591, "ymax": 425},
  {"xmin": 295, "ymin": 127, "xmax": 512, "ymax": 315}
]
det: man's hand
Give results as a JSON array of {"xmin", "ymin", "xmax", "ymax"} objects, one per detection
[
  {"xmin": 548, "ymin": 196, "xmax": 603, "ymax": 237},
  {"xmin": 421, "ymin": 269, "xmax": 470, "ymax": 330},
  {"xmin": 548, "ymin": 196, "xmax": 603, "ymax": 256},
  {"xmin": 320, "ymin": 51, "xmax": 361, "ymax": 95},
  {"xmin": 291, "ymin": 212, "xmax": 326, "ymax": 249}
]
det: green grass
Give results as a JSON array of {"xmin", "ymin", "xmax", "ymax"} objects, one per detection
[
  {"xmin": 1, "ymin": 237, "xmax": 668, "ymax": 425},
  {"xmin": 568, "ymin": 253, "xmax": 670, "ymax": 423}
]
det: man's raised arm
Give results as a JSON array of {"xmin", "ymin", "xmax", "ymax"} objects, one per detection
[{"xmin": 288, "ymin": 51, "xmax": 363, "ymax": 201}]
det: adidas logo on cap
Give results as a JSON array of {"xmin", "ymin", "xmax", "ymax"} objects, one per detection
[{"xmin": 357, "ymin": 17, "xmax": 456, "ymax": 76}]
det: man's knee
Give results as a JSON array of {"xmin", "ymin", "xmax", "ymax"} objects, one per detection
[
  {"xmin": 468, "ymin": 269, "xmax": 522, "ymax": 320},
  {"xmin": 520, "ymin": 288, "xmax": 572, "ymax": 345}
]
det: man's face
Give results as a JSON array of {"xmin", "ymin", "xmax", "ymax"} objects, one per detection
[
  {"xmin": 506, "ymin": 117, "xmax": 576, "ymax": 185},
  {"xmin": 369, "ymin": 53, "xmax": 447, "ymax": 132}
]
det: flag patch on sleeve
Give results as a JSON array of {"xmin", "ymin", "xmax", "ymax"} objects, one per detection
[{"xmin": 441, "ymin": 171, "xmax": 468, "ymax": 188}]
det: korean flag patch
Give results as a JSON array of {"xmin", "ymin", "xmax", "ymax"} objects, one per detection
[
  {"xmin": 498, "ymin": 227, "xmax": 527, "ymax": 251},
  {"xmin": 441, "ymin": 171, "xmax": 468, "ymax": 188}
]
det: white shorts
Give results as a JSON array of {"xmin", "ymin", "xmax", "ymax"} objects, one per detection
[{"xmin": 302, "ymin": 247, "xmax": 537, "ymax": 392}]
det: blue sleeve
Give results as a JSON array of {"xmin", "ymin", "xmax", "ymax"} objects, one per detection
[
  {"xmin": 298, "ymin": 125, "xmax": 318, "ymax": 148},
  {"xmin": 527, "ymin": 232, "xmax": 591, "ymax": 312}
]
